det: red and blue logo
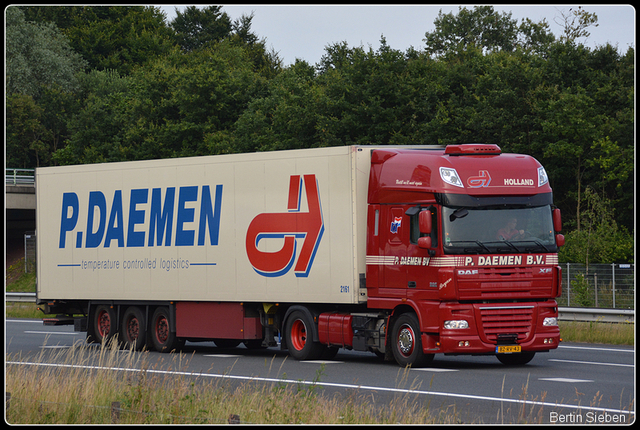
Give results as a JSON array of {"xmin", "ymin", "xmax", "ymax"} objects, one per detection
[
  {"xmin": 245, "ymin": 175, "xmax": 324, "ymax": 278},
  {"xmin": 467, "ymin": 170, "xmax": 491, "ymax": 188}
]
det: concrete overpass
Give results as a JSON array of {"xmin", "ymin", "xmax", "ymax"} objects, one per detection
[{"xmin": 6, "ymin": 169, "xmax": 36, "ymax": 241}]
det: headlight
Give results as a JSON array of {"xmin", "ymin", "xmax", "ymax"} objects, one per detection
[
  {"xmin": 439, "ymin": 167, "xmax": 464, "ymax": 188},
  {"xmin": 444, "ymin": 320, "xmax": 469, "ymax": 329},
  {"xmin": 543, "ymin": 317, "xmax": 558, "ymax": 326}
]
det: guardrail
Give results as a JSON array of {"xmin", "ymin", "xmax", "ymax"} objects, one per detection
[
  {"xmin": 6, "ymin": 293, "xmax": 635, "ymax": 323},
  {"xmin": 6, "ymin": 292, "xmax": 37, "ymax": 302},
  {"xmin": 558, "ymin": 307, "xmax": 634, "ymax": 323},
  {"xmin": 5, "ymin": 168, "xmax": 35, "ymax": 185}
]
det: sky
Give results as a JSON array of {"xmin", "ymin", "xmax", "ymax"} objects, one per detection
[{"xmin": 159, "ymin": 4, "xmax": 635, "ymax": 66}]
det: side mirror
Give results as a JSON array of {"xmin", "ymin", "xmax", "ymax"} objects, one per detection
[
  {"xmin": 555, "ymin": 234, "xmax": 565, "ymax": 247},
  {"xmin": 553, "ymin": 208, "xmax": 562, "ymax": 232},
  {"xmin": 419, "ymin": 210, "xmax": 432, "ymax": 234},
  {"xmin": 418, "ymin": 236, "xmax": 432, "ymax": 249}
]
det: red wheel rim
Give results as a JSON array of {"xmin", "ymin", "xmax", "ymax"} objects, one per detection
[
  {"xmin": 290, "ymin": 319, "xmax": 307, "ymax": 351},
  {"xmin": 397, "ymin": 323, "xmax": 415, "ymax": 357},
  {"xmin": 127, "ymin": 316, "xmax": 140, "ymax": 341},
  {"xmin": 97, "ymin": 310, "xmax": 111, "ymax": 338},
  {"xmin": 155, "ymin": 316, "xmax": 169, "ymax": 344}
]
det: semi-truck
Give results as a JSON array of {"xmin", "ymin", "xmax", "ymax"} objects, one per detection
[{"xmin": 36, "ymin": 144, "xmax": 563, "ymax": 367}]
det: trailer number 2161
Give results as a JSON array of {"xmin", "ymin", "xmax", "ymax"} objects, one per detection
[{"xmin": 340, "ymin": 285, "xmax": 350, "ymax": 293}]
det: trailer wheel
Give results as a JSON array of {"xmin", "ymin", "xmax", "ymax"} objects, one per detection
[
  {"xmin": 121, "ymin": 306, "xmax": 147, "ymax": 351},
  {"xmin": 285, "ymin": 310, "xmax": 323, "ymax": 360},
  {"xmin": 390, "ymin": 313, "xmax": 434, "ymax": 367},
  {"xmin": 496, "ymin": 352, "xmax": 535, "ymax": 366},
  {"xmin": 150, "ymin": 307, "xmax": 180, "ymax": 353},
  {"xmin": 93, "ymin": 305, "xmax": 117, "ymax": 344}
]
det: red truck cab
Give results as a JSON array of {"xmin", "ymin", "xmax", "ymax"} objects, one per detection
[{"xmin": 364, "ymin": 144, "xmax": 563, "ymax": 366}]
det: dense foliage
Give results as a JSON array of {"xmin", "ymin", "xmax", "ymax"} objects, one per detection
[{"xmin": 5, "ymin": 6, "xmax": 634, "ymax": 263}]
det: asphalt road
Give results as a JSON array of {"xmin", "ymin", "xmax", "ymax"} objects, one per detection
[{"xmin": 5, "ymin": 319, "xmax": 636, "ymax": 424}]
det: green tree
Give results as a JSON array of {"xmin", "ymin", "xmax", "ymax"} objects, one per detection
[
  {"xmin": 6, "ymin": 6, "xmax": 87, "ymax": 98},
  {"xmin": 6, "ymin": 94, "xmax": 51, "ymax": 167},
  {"xmin": 56, "ymin": 43, "xmax": 266, "ymax": 164},
  {"xmin": 20, "ymin": 5, "xmax": 175, "ymax": 75},
  {"xmin": 423, "ymin": 6, "xmax": 555, "ymax": 56},
  {"xmin": 170, "ymin": 5, "xmax": 232, "ymax": 51},
  {"xmin": 559, "ymin": 187, "xmax": 633, "ymax": 264},
  {"xmin": 554, "ymin": 6, "xmax": 599, "ymax": 43}
]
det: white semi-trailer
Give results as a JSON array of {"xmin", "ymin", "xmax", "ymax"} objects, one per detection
[{"xmin": 37, "ymin": 145, "xmax": 563, "ymax": 366}]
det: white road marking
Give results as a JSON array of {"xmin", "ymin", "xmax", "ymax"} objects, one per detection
[
  {"xmin": 549, "ymin": 359, "xmax": 634, "ymax": 368},
  {"xmin": 558, "ymin": 345, "xmax": 633, "ymax": 353},
  {"xmin": 7, "ymin": 360, "xmax": 632, "ymax": 416},
  {"xmin": 25, "ymin": 331, "xmax": 81, "ymax": 335},
  {"xmin": 539, "ymin": 378, "xmax": 594, "ymax": 383},
  {"xmin": 203, "ymin": 354, "xmax": 242, "ymax": 358},
  {"xmin": 413, "ymin": 368, "xmax": 459, "ymax": 372}
]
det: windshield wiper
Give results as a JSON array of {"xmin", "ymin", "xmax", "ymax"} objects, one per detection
[
  {"xmin": 483, "ymin": 240, "xmax": 522, "ymax": 253},
  {"xmin": 518, "ymin": 238, "xmax": 551, "ymax": 253},
  {"xmin": 446, "ymin": 240, "xmax": 491, "ymax": 253}
]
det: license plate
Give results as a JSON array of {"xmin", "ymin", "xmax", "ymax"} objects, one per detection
[{"xmin": 496, "ymin": 345, "xmax": 521, "ymax": 354}]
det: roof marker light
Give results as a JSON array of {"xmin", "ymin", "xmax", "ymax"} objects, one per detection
[{"xmin": 538, "ymin": 167, "xmax": 549, "ymax": 187}]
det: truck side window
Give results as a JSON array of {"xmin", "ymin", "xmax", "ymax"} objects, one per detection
[{"xmin": 410, "ymin": 209, "xmax": 438, "ymax": 247}]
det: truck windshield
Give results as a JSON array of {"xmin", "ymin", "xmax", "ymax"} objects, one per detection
[{"xmin": 442, "ymin": 205, "xmax": 557, "ymax": 254}]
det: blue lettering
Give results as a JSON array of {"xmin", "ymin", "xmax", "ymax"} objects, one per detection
[
  {"xmin": 127, "ymin": 188, "xmax": 148, "ymax": 247},
  {"xmin": 104, "ymin": 190, "xmax": 124, "ymax": 248},
  {"xmin": 58, "ymin": 185, "xmax": 223, "ymax": 249},
  {"xmin": 198, "ymin": 185, "xmax": 223, "ymax": 246},
  {"xmin": 148, "ymin": 187, "xmax": 175, "ymax": 246},
  {"xmin": 59, "ymin": 192, "xmax": 79, "ymax": 248},
  {"xmin": 85, "ymin": 191, "xmax": 107, "ymax": 248},
  {"xmin": 175, "ymin": 186, "xmax": 198, "ymax": 246}
]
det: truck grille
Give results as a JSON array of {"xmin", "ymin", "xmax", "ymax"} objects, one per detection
[{"xmin": 477, "ymin": 305, "xmax": 534, "ymax": 343}]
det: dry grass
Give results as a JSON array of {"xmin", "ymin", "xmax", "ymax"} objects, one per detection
[
  {"xmin": 558, "ymin": 320, "xmax": 634, "ymax": 345},
  {"xmin": 5, "ymin": 340, "xmax": 457, "ymax": 424}
]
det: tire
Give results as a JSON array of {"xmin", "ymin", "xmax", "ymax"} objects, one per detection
[
  {"xmin": 150, "ymin": 307, "xmax": 181, "ymax": 353},
  {"xmin": 121, "ymin": 306, "xmax": 147, "ymax": 351},
  {"xmin": 496, "ymin": 352, "xmax": 535, "ymax": 366},
  {"xmin": 390, "ymin": 313, "xmax": 434, "ymax": 368},
  {"xmin": 284, "ymin": 310, "xmax": 324, "ymax": 360},
  {"xmin": 93, "ymin": 305, "xmax": 117, "ymax": 344}
]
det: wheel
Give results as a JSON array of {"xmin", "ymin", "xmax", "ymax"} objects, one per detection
[
  {"xmin": 121, "ymin": 306, "xmax": 147, "ymax": 351},
  {"xmin": 150, "ymin": 307, "xmax": 181, "ymax": 352},
  {"xmin": 93, "ymin": 305, "xmax": 117, "ymax": 344},
  {"xmin": 284, "ymin": 310, "xmax": 324, "ymax": 360},
  {"xmin": 496, "ymin": 352, "xmax": 535, "ymax": 365},
  {"xmin": 390, "ymin": 313, "xmax": 434, "ymax": 367}
]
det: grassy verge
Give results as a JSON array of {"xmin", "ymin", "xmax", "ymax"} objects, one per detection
[
  {"xmin": 6, "ymin": 341, "xmax": 458, "ymax": 424},
  {"xmin": 558, "ymin": 320, "xmax": 634, "ymax": 345}
]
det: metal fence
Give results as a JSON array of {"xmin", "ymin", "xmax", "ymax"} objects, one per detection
[
  {"xmin": 6, "ymin": 168, "xmax": 35, "ymax": 185},
  {"xmin": 557, "ymin": 263, "xmax": 635, "ymax": 310}
]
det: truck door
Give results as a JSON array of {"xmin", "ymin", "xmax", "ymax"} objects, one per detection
[
  {"xmin": 405, "ymin": 207, "xmax": 440, "ymax": 300},
  {"xmin": 381, "ymin": 207, "xmax": 408, "ymax": 299}
]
